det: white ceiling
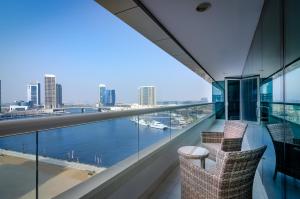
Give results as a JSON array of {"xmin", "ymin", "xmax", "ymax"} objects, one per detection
[{"xmin": 97, "ymin": 0, "xmax": 264, "ymax": 81}]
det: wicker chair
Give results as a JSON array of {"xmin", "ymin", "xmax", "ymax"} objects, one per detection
[
  {"xmin": 179, "ymin": 145, "xmax": 267, "ymax": 199},
  {"xmin": 266, "ymin": 123, "xmax": 300, "ymax": 180},
  {"xmin": 201, "ymin": 121, "xmax": 248, "ymax": 160}
]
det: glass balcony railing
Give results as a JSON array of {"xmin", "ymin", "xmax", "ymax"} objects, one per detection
[{"xmin": 0, "ymin": 103, "xmax": 214, "ymax": 199}]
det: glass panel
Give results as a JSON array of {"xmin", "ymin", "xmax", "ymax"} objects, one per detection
[
  {"xmin": 171, "ymin": 104, "xmax": 214, "ymax": 138},
  {"xmin": 284, "ymin": 60, "xmax": 300, "ymax": 198},
  {"xmin": 227, "ymin": 80, "xmax": 240, "ymax": 120},
  {"xmin": 38, "ymin": 116, "xmax": 139, "ymax": 198},
  {"xmin": 0, "ymin": 132, "xmax": 36, "ymax": 199},
  {"xmin": 259, "ymin": 71, "xmax": 285, "ymax": 199},
  {"xmin": 241, "ymin": 0, "xmax": 287, "ymax": 197},
  {"xmin": 137, "ymin": 111, "xmax": 171, "ymax": 158}
]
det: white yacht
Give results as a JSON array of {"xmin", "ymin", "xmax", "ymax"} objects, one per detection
[
  {"xmin": 149, "ymin": 120, "xmax": 168, "ymax": 130},
  {"xmin": 131, "ymin": 118, "xmax": 149, "ymax": 127}
]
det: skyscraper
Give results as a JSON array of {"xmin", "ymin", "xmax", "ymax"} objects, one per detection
[
  {"xmin": 56, "ymin": 83, "xmax": 63, "ymax": 108},
  {"xmin": 44, "ymin": 74, "xmax": 56, "ymax": 109},
  {"xmin": 27, "ymin": 82, "xmax": 41, "ymax": 106},
  {"xmin": 99, "ymin": 84, "xmax": 106, "ymax": 106},
  {"xmin": 104, "ymin": 89, "xmax": 116, "ymax": 106},
  {"xmin": 139, "ymin": 86, "xmax": 156, "ymax": 106}
]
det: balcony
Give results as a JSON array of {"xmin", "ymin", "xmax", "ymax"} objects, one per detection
[
  {"xmin": 2, "ymin": 103, "xmax": 297, "ymax": 199},
  {"xmin": 1, "ymin": 0, "xmax": 300, "ymax": 198}
]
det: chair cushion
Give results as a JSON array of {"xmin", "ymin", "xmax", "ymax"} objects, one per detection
[{"xmin": 224, "ymin": 121, "xmax": 247, "ymax": 138}]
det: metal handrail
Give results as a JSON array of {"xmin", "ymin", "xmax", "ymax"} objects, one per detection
[{"xmin": 0, "ymin": 103, "xmax": 213, "ymax": 137}]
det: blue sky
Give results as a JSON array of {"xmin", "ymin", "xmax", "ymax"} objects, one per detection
[{"xmin": 0, "ymin": 0, "xmax": 211, "ymax": 104}]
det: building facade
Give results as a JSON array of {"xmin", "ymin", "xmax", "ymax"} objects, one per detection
[
  {"xmin": 56, "ymin": 83, "xmax": 63, "ymax": 108},
  {"xmin": 139, "ymin": 86, "xmax": 156, "ymax": 106},
  {"xmin": 44, "ymin": 74, "xmax": 56, "ymax": 109},
  {"xmin": 99, "ymin": 84, "xmax": 106, "ymax": 106},
  {"xmin": 27, "ymin": 82, "xmax": 41, "ymax": 106},
  {"xmin": 104, "ymin": 89, "xmax": 116, "ymax": 106}
]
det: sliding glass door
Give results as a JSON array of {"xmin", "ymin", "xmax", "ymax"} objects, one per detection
[
  {"xmin": 225, "ymin": 79, "xmax": 240, "ymax": 120},
  {"xmin": 225, "ymin": 77, "xmax": 260, "ymax": 122}
]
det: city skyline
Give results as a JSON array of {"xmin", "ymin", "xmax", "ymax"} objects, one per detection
[
  {"xmin": 0, "ymin": 76, "xmax": 209, "ymax": 107},
  {"xmin": 0, "ymin": 0, "xmax": 212, "ymax": 104}
]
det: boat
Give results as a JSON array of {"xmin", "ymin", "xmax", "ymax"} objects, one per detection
[
  {"xmin": 131, "ymin": 118, "xmax": 168, "ymax": 130},
  {"xmin": 130, "ymin": 118, "xmax": 149, "ymax": 127},
  {"xmin": 149, "ymin": 120, "xmax": 168, "ymax": 130}
]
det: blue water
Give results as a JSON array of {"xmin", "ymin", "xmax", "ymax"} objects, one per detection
[{"xmin": 0, "ymin": 109, "xmax": 173, "ymax": 167}]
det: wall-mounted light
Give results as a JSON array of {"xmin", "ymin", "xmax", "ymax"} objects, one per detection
[{"xmin": 196, "ymin": 2, "xmax": 211, "ymax": 12}]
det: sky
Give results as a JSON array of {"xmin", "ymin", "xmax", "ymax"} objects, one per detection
[{"xmin": 0, "ymin": 0, "xmax": 212, "ymax": 105}]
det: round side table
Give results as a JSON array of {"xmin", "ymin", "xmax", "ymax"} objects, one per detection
[{"xmin": 178, "ymin": 146, "xmax": 209, "ymax": 168}]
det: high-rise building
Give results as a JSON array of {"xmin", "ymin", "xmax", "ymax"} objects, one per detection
[
  {"xmin": 99, "ymin": 84, "xmax": 106, "ymax": 106},
  {"xmin": 139, "ymin": 86, "xmax": 156, "ymax": 106},
  {"xmin": 104, "ymin": 89, "xmax": 116, "ymax": 106},
  {"xmin": 56, "ymin": 83, "xmax": 63, "ymax": 108},
  {"xmin": 27, "ymin": 82, "xmax": 41, "ymax": 106},
  {"xmin": 98, "ymin": 84, "xmax": 116, "ymax": 106},
  {"xmin": 44, "ymin": 74, "xmax": 56, "ymax": 109}
]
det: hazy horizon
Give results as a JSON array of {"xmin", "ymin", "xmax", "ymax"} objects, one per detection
[{"xmin": 0, "ymin": 0, "xmax": 211, "ymax": 105}]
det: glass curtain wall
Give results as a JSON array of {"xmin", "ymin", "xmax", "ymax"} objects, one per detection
[{"xmin": 242, "ymin": 0, "xmax": 300, "ymax": 198}]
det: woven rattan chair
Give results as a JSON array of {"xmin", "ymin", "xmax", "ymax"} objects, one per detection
[
  {"xmin": 179, "ymin": 145, "xmax": 267, "ymax": 199},
  {"xmin": 201, "ymin": 121, "xmax": 248, "ymax": 160},
  {"xmin": 266, "ymin": 123, "xmax": 300, "ymax": 180}
]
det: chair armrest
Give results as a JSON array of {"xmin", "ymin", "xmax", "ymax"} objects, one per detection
[
  {"xmin": 202, "ymin": 132, "xmax": 224, "ymax": 143},
  {"xmin": 221, "ymin": 138, "xmax": 243, "ymax": 152},
  {"xmin": 179, "ymin": 156, "xmax": 219, "ymax": 198}
]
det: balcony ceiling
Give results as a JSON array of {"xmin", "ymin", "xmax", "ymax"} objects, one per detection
[{"xmin": 96, "ymin": 0, "xmax": 264, "ymax": 82}]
